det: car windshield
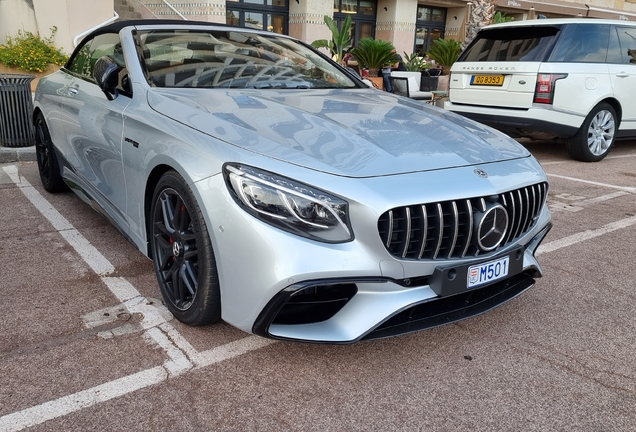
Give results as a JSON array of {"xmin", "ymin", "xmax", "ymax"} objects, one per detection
[{"xmin": 136, "ymin": 29, "xmax": 358, "ymax": 89}]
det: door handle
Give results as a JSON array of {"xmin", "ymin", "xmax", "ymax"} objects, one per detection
[
  {"xmin": 67, "ymin": 86, "xmax": 79, "ymax": 96},
  {"xmin": 615, "ymin": 72, "xmax": 629, "ymax": 78}
]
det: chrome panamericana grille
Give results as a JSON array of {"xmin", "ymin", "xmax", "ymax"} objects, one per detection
[{"xmin": 378, "ymin": 182, "xmax": 548, "ymax": 260}]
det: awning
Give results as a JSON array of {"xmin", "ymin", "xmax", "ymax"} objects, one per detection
[
  {"xmin": 495, "ymin": 0, "xmax": 587, "ymax": 16},
  {"xmin": 586, "ymin": 6, "xmax": 636, "ymax": 21},
  {"xmin": 495, "ymin": 0, "xmax": 636, "ymax": 21}
]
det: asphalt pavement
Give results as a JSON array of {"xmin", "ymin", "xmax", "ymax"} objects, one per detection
[{"xmin": 1, "ymin": 139, "xmax": 635, "ymax": 431}]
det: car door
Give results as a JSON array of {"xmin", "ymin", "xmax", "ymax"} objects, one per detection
[
  {"xmin": 609, "ymin": 26, "xmax": 636, "ymax": 134},
  {"xmin": 60, "ymin": 32, "xmax": 132, "ymax": 224}
]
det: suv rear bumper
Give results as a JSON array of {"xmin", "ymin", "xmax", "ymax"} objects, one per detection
[{"xmin": 445, "ymin": 102, "xmax": 581, "ymax": 139}]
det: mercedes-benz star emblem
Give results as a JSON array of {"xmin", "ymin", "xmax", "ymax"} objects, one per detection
[
  {"xmin": 475, "ymin": 204, "xmax": 509, "ymax": 251},
  {"xmin": 172, "ymin": 241, "xmax": 182, "ymax": 257},
  {"xmin": 474, "ymin": 169, "xmax": 488, "ymax": 178}
]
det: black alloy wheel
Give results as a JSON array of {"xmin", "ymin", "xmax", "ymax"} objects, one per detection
[
  {"xmin": 150, "ymin": 171, "xmax": 221, "ymax": 325},
  {"xmin": 35, "ymin": 113, "xmax": 67, "ymax": 192}
]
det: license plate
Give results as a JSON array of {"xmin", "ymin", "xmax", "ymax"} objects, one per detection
[
  {"xmin": 467, "ymin": 256, "xmax": 510, "ymax": 288},
  {"xmin": 471, "ymin": 75, "xmax": 504, "ymax": 86}
]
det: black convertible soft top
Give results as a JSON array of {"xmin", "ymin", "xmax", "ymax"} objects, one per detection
[
  {"xmin": 67, "ymin": 19, "xmax": 250, "ymax": 68},
  {"xmin": 86, "ymin": 18, "xmax": 234, "ymax": 39}
]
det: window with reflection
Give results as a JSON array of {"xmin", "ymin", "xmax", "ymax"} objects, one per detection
[
  {"xmin": 334, "ymin": 0, "xmax": 376, "ymax": 47},
  {"xmin": 617, "ymin": 26, "xmax": 636, "ymax": 64},
  {"xmin": 414, "ymin": 6, "xmax": 446, "ymax": 55},
  {"xmin": 225, "ymin": 0, "xmax": 288, "ymax": 34},
  {"xmin": 136, "ymin": 29, "xmax": 359, "ymax": 89},
  {"xmin": 229, "ymin": 0, "xmax": 285, "ymax": 5}
]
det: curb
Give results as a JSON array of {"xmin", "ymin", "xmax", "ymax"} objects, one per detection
[{"xmin": 0, "ymin": 146, "xmax": 37, "ymax": 163}]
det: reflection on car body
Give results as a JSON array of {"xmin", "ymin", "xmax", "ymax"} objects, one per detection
[{"xmin": 33, "ymin": 20, "xmax": 551, "ymax": 343}]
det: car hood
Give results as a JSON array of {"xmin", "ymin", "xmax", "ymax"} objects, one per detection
[{"xmin": 147, "ymin": 88, "xmax": 530, "ymax": 177}]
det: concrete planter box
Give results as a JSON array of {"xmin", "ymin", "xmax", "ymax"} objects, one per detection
[{"xmin": 0, "ymin": 64, "xmax": 61, "ymax": 92}]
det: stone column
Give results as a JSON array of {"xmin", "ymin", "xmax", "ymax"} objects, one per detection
[
  {"xmin": 464, "ymin": 0, "xmax": 496, "ymax": 47},
  {"xmin": 444, "ymin": 7, "xmax": 469, "ymax": 42},
  {"xmin": 375, "ymin": 0, "xmax": 417, "ymax": 56},
  {"xmin": 289, "ymin": 0, "xmax": 333, "ymax": 44}
]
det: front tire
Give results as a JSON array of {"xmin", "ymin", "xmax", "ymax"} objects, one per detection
[
  {"xmin": 150, "ymin": 171, "xmax": 221, "ymax": 325},
  {"xmin": 35, "ymin": 113, "xmax": 67, "ymax": 192},
  {"xmin": 567, "ymin": 103, "xmax": 617, "ymax": 162}
]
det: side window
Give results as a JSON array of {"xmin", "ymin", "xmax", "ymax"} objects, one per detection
[
  {"xmin": 551, "ymin": 24, "xmax": 609, "ymax": 63},
  {"xmin": 67, "ymin": 33, "xmax": 124, "ymax": 79},
  {"xmin": 67, "ymin": 32, "xmax": 131, "ymax": 95},
  {"xmin": 88, "ymin": 33, "xmax": 126, "ymax": 77},
  {"xmin": 617, "ymin": 26, "xmax": 636, "ymax": 65},
  {"xmin": 67, "ymin": 42, "xmax": 93, "ymax": 76}
]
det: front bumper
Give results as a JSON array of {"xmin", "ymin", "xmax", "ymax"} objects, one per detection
[
  {"xmin": 192, "ymin": 157, "xmax": 552, "ymax": 343},
  {"xmin": 253, "ymin": 223, "xmax": 551, "ymax": 343}
]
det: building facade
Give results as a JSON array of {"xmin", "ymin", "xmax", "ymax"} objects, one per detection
[{"xmin": 3, "ymin": 0, "xmax": 636, "ymax": 58}]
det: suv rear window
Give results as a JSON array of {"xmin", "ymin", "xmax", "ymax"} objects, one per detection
[{"xmin": 460, "ymin": 26, "xmax": 561, "ymax": 62}]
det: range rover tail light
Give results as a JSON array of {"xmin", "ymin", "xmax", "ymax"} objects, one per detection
[{"xmin": 534, "ymin": 73, "xmax": 568, "ymax": 104}]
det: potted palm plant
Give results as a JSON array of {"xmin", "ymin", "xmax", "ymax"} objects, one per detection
[
  {"xmin": 402, "ymin": 52, "xmax": 426, "ymax": 72},
  {"xmin": 350, "ymin": 38, "xmax": 398, "ymax": 87},
  {"xmin": 426, "ymin": 38, "xmax": 462, "ymax": 91},
  {"xmin": 310, "ymin": 16, "xmax": 352, "ymax": 65},
  {"xmin": 426, "ymin": 38, "xmax": 462, "ymax": 75}
]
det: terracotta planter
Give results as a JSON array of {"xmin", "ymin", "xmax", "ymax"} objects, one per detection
[
  {"xmin": 0, "ymin": 64, "xmax": 62, "ymax": 92},
  {"xmin": 366, "ymin": 76, "xmax": 384, "ymax": 90},
  {"xmin": 437, "ymin": 75, "xmax": 450, "ymax": 91}
]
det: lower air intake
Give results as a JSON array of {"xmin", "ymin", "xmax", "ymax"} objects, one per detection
[{"xmin": 272, "ymin": 284, "xmax": 358, "ymax": 325}]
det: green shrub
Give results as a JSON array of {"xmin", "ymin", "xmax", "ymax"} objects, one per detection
[
  {"xmin": 311, "ymin": 15, "xmax": 352, "ymax": 65},
  {"xmin": 403, "ymin": 52, "xmax": 431, "ymax": 72},
  {"xmin": 0, "ymin": 27, "xmax": 68, "ymax": 72},
  {"xmin": 492, "ymin": 11, "xmax": 514, "ymax": 24},
  {"xmin": 426, "ymin": 38, "xmax": 462, "ymax": 75},
  {"xmin": 350, "ymin": 38, "xmax": 397, "ymax": 75}
]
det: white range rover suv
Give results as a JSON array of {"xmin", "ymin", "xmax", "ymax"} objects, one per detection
[{"xmin": 445, "ymin": 19, "xmax": 636, "ymax": 162}]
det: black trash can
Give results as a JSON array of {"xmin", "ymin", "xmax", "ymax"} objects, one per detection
[{"xmin": 0, "ymin": 74, "xmax": 36, "ymax": 147}]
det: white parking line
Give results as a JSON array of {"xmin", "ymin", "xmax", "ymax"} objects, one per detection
[
  {"xmin": 547, "ymin": 173, "xmax": 636, "ymax": 193},
  {"xmin": 1, "ymin": 165, "xmax": 275, "ymax": 430},
  {"xmin": 144, "ymin": 327, "xmax": 193, "ymax": 375},
  {"xmin": 0, "ymin": 367, "xmax": 168, "ymax": 432},
  {"xmin": 0, "ymin": 336, "xmax": 275, "ymax": 432},
  {"xmin": 571, "ymin": 191, "xmax": 630, "ymax": 206},
  {"xmin": 3, "ymin": 166, "xmax": 115, "ymax": 275},
  {"xmin": 537, "ymin": 214, "xmax": 636, "ymax": 255}
]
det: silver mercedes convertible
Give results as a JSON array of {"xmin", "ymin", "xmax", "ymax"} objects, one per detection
[{"xmin": 33, "ymin": 20, "xmax": 552, "ymax": 343}]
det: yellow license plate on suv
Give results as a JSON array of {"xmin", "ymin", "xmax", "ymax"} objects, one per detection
[{"xmin": 470, "ymin": 75, "xmax": 504, "ymax": 86}]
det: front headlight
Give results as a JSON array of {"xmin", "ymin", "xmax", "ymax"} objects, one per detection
[{"xmin": 223, "ymin": 163, "xmax": 353, "ymax": 243}]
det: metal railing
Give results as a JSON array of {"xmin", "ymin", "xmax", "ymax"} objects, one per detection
[
  {"xmin": 161, "ymin": 0, "xmax": 187, "ymax": 20},
  {"xmin": 73, "ymin": 12, "xmax": 120, "ymax": 47},
  {"xmin": 72, "ymin": 1, "xmax": 187, "ymax": 48}
]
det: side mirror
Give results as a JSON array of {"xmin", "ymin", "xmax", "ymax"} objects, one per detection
[{"xmin": 94, "ymin": 56, "xmax": 120, "ymax": 100}]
